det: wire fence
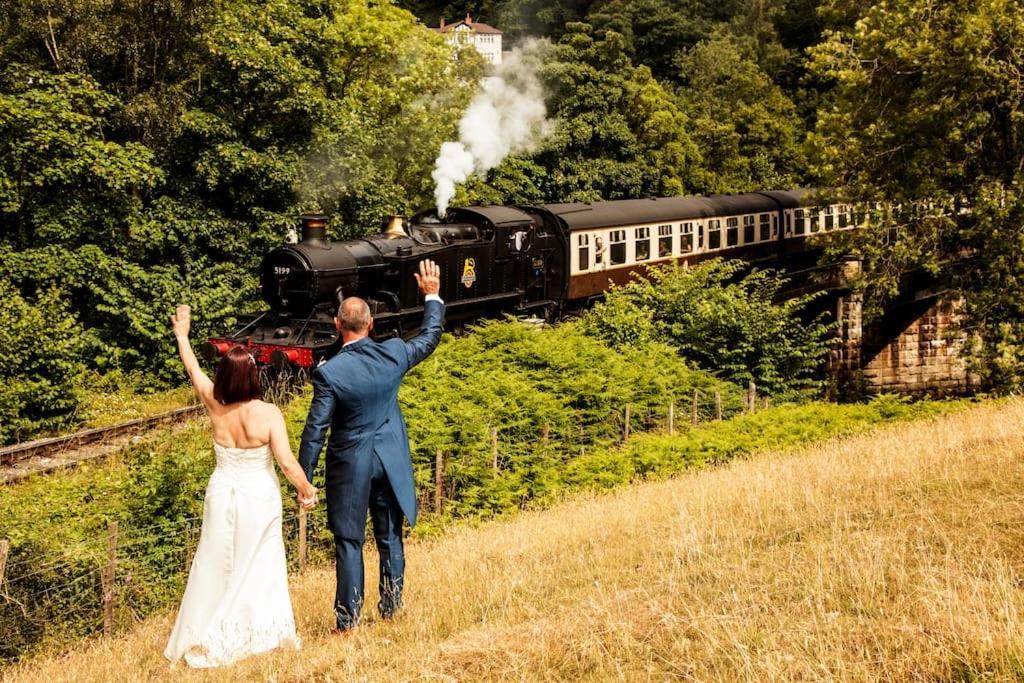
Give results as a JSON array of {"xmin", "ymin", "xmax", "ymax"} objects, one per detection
[{"xmin": 0, "ymin": 385, "xmax": 765, "ymax": 661}]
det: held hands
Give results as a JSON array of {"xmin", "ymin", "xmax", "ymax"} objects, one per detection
[
  {"xmin": 297, "ymin": 486, "xmax": 318, "ymax": 510},
  {"xmin": 414, "ymin": 259, "xmax": 441, "ymax": 297},
  {"xmin": 171, "ymin": 304, "xmax": 191, "ymax": 339}
]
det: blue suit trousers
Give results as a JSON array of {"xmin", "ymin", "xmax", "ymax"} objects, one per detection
[{"xmin": 333, "ymin": 451, "xmax": 405, "ymax": 630}]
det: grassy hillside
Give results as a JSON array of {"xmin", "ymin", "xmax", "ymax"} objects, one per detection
[{"xmin": 6, "ymin": 400, "xmax": 1023, "ymax": 681}]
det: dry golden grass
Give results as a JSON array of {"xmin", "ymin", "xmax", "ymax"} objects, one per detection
[{"xmin": 6, "ymin": 400, "xmax": 1024, "ymax": 682}]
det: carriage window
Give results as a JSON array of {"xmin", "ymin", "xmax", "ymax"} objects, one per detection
[
  {"xmin": 760, "ymin": 214, "xmax": 771, "ymax": 241},
  {"xmin": 658, "ymin": 225, "xmax": 673, "ymax": 258},
  {"xmin": 794, "ymin": 209, "xmax": 806, "ymax": 235},
  {"xmin": 838, "ymin": 205, "xmax": 850, "ymax": 228},
  {"xmin": 810, "ymin": 209, "xmax": 821, "ymax": 233},
  {"xmin": 634, "ymin": 226, "xmax": 651, "ymax": 261},
  {"xmin": 825, "ymin": 206, "xmax": 835, "ymax": 230},
  {"xmin": 785, "ymin": 212, "xmax": 792, "ymax": 235},
  {"xmin": 708, "ymin": 219, "xmax": 721, "ymax": 250},
  {"xmin": 772, "ymin": 214, "xmax": 779, "ymax": 237},
  {"xmin": 681, "ymin": 222, "xmax": 694, "ymax": 253},
  {"xmin": 697, "ymin": 222, "xmax": 705, "ymax": 249},
  {"xmin": 726, "ymin": 217, "xmax": 739, "ymax": 247},
  {"xmin": 577, "ymin": 233, "xmax": 590, "ymax": 271},
  {"xmin": 610, "ymin": 229, "xmax": 627, "ymax": 265},
  {"xmin": 743, "ymin": 215, "xmax": 756, "ymax": 244}
]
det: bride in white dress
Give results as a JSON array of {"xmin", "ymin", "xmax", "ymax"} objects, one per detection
[{"xmin": 164, "ymin": 305, "xmax": 318, "ymax": 668}]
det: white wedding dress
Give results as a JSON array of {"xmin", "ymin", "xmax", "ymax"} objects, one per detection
[{"xmin": 164, "ymin": 442, "xmax": 300, "ymax": 668}]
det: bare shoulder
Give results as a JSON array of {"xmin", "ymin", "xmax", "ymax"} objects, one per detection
[{"xmin": 252, "ymin": 400, "xmax": 283, "ymax": 421}]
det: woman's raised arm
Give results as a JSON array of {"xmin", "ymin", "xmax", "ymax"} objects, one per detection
[{"xmin": 171, "ymin": 305, "xmax": 215, "ymax": 404}]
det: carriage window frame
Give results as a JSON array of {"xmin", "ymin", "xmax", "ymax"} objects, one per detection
[
  {"xmin": 825, "ymin": 205, "xmax": 835, "ymax": 230},
  {"xmin": 610, "ymin": 229, "xmax": 627, "ymax": 265},
  {"xmin": 810, "ymin": 208, "xmax": 821, "ymax": 233},
  {"xmin": 759, "ymin": 213, "xmax": 771, "ymax": 241},
  {"xmin": 577, "ymin": 233, "xmax": 590, "ymax": 272},
  {"xmin": 743, "ymin": 215, "xmax": 756, "ymax": 244},
  {"xmin": 657, "ymin": 224, "xmax": 673, "ymax": 258},
  {"xmin": 726, "ymin": 217, "xmax": 739, "ymax": 247},
  {"xmin": 708, "ymin": 219, "xmax": 722, "ymax": 250},
  {"xmin": 680, "ymin": 222, "xmax": 694, "ymax": 253},
  {"xmin": 634, "ymin": 226, "xmax": 651, "ymax": 262},
  {"xmin": 838, "ymin": 205, "xmax": 850, "ymax": 228},
  {"xmin": 794, "ymin": 209, "xmax": 806, "ymax": 235}
]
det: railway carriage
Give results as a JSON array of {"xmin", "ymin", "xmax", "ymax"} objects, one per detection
[{"xmin": 206, "ymin": 189, "xmax": 859, "ymax": 369}]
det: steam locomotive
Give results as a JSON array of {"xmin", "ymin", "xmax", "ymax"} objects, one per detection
[{"xmin": 206, "ymin": 190, "xmax": 856, "ymax": 369}]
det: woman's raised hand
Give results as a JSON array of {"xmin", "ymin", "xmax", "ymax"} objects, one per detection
[{"xmin": 171, "ymin": 304, "xmax": 192, "ymax": 339}]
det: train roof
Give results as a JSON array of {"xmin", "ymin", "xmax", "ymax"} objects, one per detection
[
  {"xmin": 540, "ymin": 190, "xmax": 809, "ymax": 231},
  {"xmin": 444, "ymin": 205, "xmax": 534, "ymax": 226}
]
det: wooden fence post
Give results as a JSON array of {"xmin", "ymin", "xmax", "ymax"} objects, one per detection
[
  {"xmin": 714, "ymin": 391, "xmax": 722, "ymax": 421},
  {"xmin": 434, "ymin": 448, "xmax": 444, "ymax": 514},
  {"xmin": 623, "ymin": 404, "xmax": 631, "ymax": 442},
  {"xmin": 102, "ymin": 521, "xmax": 118, "ymax": 637},
  {"xmin": 298, "ymin": 507, "xmax": 308, "ymax": 573},
  {"xmin": 692, "ymin": 389, "xmax": 699, "ymax": 425},
  {"xmin": 748, "ymin": 380, "xmax": 757, "ymax": 413},
  {"xmin": 668, "ymin": 402, "xmax": 675, "ymax": 435},
  {"xmin": 490, "ymin": 426, "xmax": 499, "ymax": 470},
  {"xmin": 0, "ymin": 539, "xmax": 9, "ymax": 590}
]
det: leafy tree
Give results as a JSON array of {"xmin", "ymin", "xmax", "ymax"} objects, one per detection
[
  {"xmin": 808, "ymin": 0, "xmax": 1024, "ymax": 389},
  {"xmin": 580, "ymin": 260, "xmax": 832, "ymax": 396},
  {"xmin": 530, "ymin": 22, "xmax": 704, "ymax": 201},
  {"xmin": 0, "ymin": 281, "xmax": 87, "ymax": 443},
  {"xmin": 676, "ymin": 31, "xmax": 805, "ymax": 192}
]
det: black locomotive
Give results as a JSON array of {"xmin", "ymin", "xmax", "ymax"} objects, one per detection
[
  {"xmin": 206, "ymin": 207, "xmax": 568, "ymax": 369},
  {"xmin": 206, "ymin": 190, "xmax": 835, "ymax": 369}
]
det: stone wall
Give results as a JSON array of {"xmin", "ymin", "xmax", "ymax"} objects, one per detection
[{"xmin": 860, "ymin": 296, "xmax": 974, "ymax": 396}]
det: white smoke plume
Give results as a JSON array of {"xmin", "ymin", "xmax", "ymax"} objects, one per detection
[{"xmin": 432, "ymin": 41, "xmax": 551, "ymax": 217}]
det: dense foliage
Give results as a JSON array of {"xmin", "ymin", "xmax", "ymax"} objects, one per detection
[
  {"xmin": 0, "ymin": 0, "xmax": 483, "ymax": 439},
  {"xmin": 806, "ymin": 0, "xmax": 1024, "ymax": 389},
  {"xmin": 581, "ymin": 261, "xmax": 832, "ymax": 396}
]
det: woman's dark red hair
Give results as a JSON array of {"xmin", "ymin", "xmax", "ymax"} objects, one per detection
[{"xmin": 213, "ymin": 345, "xmax": 263, "ymax": 405}]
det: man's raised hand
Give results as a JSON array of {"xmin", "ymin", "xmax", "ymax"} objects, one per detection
[{"xmin": 414, "ymin": 259, "xmax": 441, "ymax": 297}]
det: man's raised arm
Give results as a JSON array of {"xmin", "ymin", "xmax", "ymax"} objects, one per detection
[
  {"xmin": 405, "ymin": 259, "xmax": 445, "ymax": 370},
  {"xmin": 298, "ymin": 368, "xmax": 335, "ymax": 481}
]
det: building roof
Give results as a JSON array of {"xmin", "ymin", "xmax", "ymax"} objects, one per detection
[
  {"xmin": 433, "ymin": 14, "xmax": 502, "ymax": 35},
  {"xmin": 541, "ymin": 190, "xmax": 809, "ymax": 231}
]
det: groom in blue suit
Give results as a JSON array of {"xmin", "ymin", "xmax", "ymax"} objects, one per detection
[{"xmin": 299, "ymin": 259, "xmax": 444, "ymax": 632}]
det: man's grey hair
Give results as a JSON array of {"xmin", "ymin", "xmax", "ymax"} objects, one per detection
[{"xmin": 337, "ymin": 297, "xmax": 372, "ymax": 333}]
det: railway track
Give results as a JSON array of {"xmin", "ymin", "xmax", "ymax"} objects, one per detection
[{"xmin": 0, "ymin": 405, "xmax": 204, "ymax": 470}]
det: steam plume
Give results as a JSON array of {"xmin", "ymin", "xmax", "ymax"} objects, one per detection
[{"xmin": 432, "ymin": 41, "xmax": 551, "ymax": 217}]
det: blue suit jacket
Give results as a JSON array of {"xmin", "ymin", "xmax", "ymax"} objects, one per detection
[{"xmin": 298, "ymin": 299, "xmax": 444, "ymax": 540}]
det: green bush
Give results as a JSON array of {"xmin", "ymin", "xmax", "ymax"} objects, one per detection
[
  {"xmin": 580, "ymin": 260, "xmax": 833, "ymax": 397},
  {"xmin": 399, "ymin": 320, "xmax": 744, "ymax": 519},
  {"xmin": 0, "ymin": 281, "xmax": 87, "ymax": 443}
]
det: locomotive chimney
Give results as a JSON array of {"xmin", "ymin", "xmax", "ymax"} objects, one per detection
[
  {"xmin": 382, "ymin": 215, "xmax": 408, "ymax": 239},
  {"xmin": 299, "ymin": 214, "xmax": 329, "ymax": 243}
]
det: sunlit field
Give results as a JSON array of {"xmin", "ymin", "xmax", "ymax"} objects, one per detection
[{"xmin": 6, "ymin": 400, "xmax": 1024, "ymax": 682}]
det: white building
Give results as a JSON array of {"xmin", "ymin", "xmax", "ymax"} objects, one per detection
[{"xmin": 433, "ymin": 14, "xmax": 503, "ymax": 65}]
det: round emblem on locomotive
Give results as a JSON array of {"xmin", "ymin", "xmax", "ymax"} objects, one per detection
[{"xmin": 461, "ymin": 258, "xmax": 477, "ymax": 288}]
